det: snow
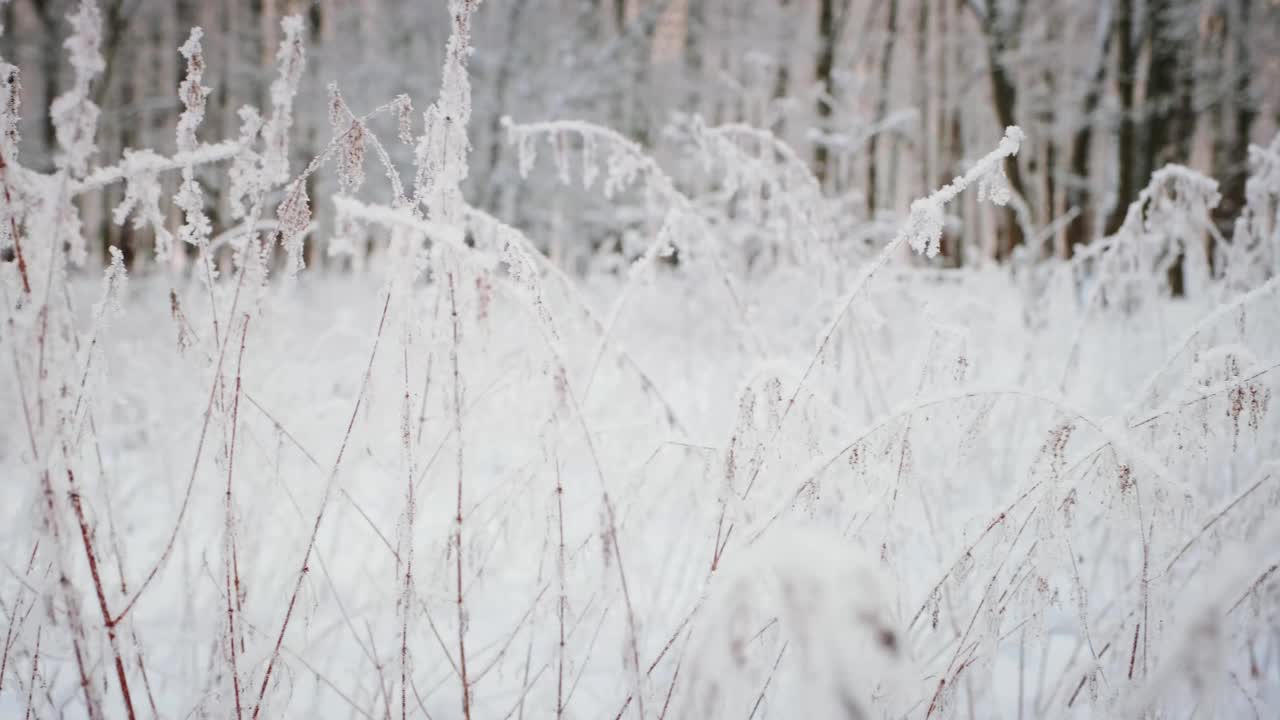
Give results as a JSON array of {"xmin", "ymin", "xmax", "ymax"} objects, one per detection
[{"xmin": 1, "ymin": 2, "xmax": 1278, "ymax": 718}]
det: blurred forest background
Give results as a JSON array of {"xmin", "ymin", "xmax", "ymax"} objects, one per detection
[{"xmin": 3, "ymin": 0, "xmax": 1278, "ymax": 278}]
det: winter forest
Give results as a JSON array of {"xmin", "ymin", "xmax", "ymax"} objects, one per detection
[{"xmin": 1, "ymin": 0, "xmax": 1279, "ymax": 716}]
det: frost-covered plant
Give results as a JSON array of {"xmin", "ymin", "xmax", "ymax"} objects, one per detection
[
  {"xmin": 677, "ymin": 116, "xmax": 841, "ymax": 270},
  {"xmin": 172, "ymin": 29, "xmax": 212, "ymax": 265},
  {"xmin": 0, "ymin": 9, "xmax": 351, "ymax": 717},
  {"xmin": 1220, "ymin": 134, "xmax": 1280, "ymax": 293},
  {"xmin": 1079, "ymin": 164, "xmax": 1222, "ymax": 311},
  {"xmin": 327, "ymin": 85, "xmax": 412, "ymax": 262},
  {"xmin": 0, "ymin": 59, "xmax": 28, "ymax": 293},
  {"xmin": 681, "ymin": 527, "xmax": 905, "ymax": 718},
  {"xmin": 49, "ymin": 0, "xmax": 103, "ymax": 179},
  {"xmin": 2, "ymin": 2, "xmax": 1279, "ymax": 720},
  {"xmin": 111, "ymin": 150, "xmax": 174, "ymax": 260},
  {"xmin": 412, "ymin": 0, "xmax": 479, "ymax": 227},
  {"xmin": 262, "ymin": 16, "xmax": 307, "ymax": 187}
]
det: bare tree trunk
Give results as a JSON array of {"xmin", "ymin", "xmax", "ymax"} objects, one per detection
[
  {"xmin": 1063, "ymin": 6, "xmax": 1113, "ymax": 255},
  {"xmin": 1215, "ymin": 0, "xmax": 1255, "ymax": 233},
  {"xmin": 1105, "ymin": 0, "xmax": 1138, "ymax": 237},
  {"xmin": 479, "ymin": 0, "xmax": 532, "ymax": 212},
  {"xmin": 37, "ymin": 0, "xmax": 65, "ymax": 171},
  {"xmin": 1142, "ymin": 0, "xmax": 1197, "ymax": 294},
  {"xmin": 971, "ymin": 0, "xmax": 1029, "ymax": 259},
  {"xmin": 771, "ymin": 0, "xmax": 792, "ymax": 138},
  {"xmin": 685, "ymin": 0, "xmax": 707, "ymax": 111},
  {"xmin": 867, "ymin": 0, "xmax": 897, "ymax": 215},
  {"xmin": 812, "ymin": 0, "xmax": 839, "ymax": 185},
  {"xmin": 915, "ymin": 0, "xmax": 931, "ymax": 201}
]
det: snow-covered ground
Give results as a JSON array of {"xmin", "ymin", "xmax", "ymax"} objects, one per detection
[
  {"xmin": 2, "ymin": 1, "xmax": 1279, "ymax": 718},
  {"xmin": 3, "ymin": 258, "xmax": 1277, "ymax": 717}
]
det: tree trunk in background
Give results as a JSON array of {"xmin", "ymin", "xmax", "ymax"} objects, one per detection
[
  {"xmin": 685, "ymin": 0, "xmax": 706, "ymax": 112},
  {"xmin": 1107, "ymin": 0, "xmax": 1202, "ymax": 293},
  {"xmin": 37, "ymin": 1, "xmax": 64, "ymax": 171},
  {"xmin": 867, "ymin": 0, "xmax": 897, "ymax": 215},
  {"xmin": 812, "ymin": 0, "xmax": 838, "ymax": 185},
  {"xmin": 915, "ymin": 0, "xmax": 930, "ymax": 205},
  {"xmin": 1037, "ymin": 12, "xmax": 1057, "ymax": 257},
  {"xmin": 1063, "ymin": 6, "xmax": 1113, "ymax": 256},
  {"xmin": 262, "ymin": 0, "xmax": 279, "ymax": 60},
  {"xmin": 611, "ymin": 0, "xmax": 671, "ymax": 146},
  {"xmin": 6, "ymin": 0, "xmax": 1274, "ymax": 276},
  {"xmin": 1215, "ymin": 0, "xmax": 1255, "ymax": 236},
  {"xmin": 974, "ymin": 1, "xmax": 1028, "ymax": 259},
  {"xmin": 1105, "ymin": 0, "xmax": 1137, "ymax": 238},
  {"xmin": 1140, "ymin": 1, "xmax": 1192, "ymax": 185},
  {"xmin": 479, "ymin": 0, "xmax": 531, "ymax": 212},
  {"xmin": 947, "ymin": 0, "xmax": 970, "ymax": 262},
  {"xmin": 1143, "ymin": 0, "xmax": 1197, "ymax": 294},
  {"xmin": 772, "ymin": 0, "xmax": 792, "ymax": 139}
]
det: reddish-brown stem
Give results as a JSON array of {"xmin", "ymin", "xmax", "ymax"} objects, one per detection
[
  {"xmin": 657, "ymin": 651, "xmax": 683, "ymax": 720},
  {"xmin": 0, "ymin": 149, "xmax": 31, "ymax": 295},
  {"xmin": 35, "ymin": 307, "xmax": 46, "ymax": 428},
  {"xmin": 910, "ymin": 482, "xmax": 1042, "ymax": 630},
  {"xmin": 1163, "ymin": 473, "xmax": 1274, "ymax": 576},
  {"xmin": 0, "ymin": 604, "xmax": 17, "ymax": 692},
  {"xmin": 1230, "ymin": 563, "xmax": 1280, "ymax": 614},
  {"xmin": 130, "ymin": 627, "xmax": 160, "ymax": 718},
  {"xmin": 252, "ymin": 292, "xmax": 392, "ymax": 719},
  {"xmin": 927, "ymin": 507, "xmax": 1038, "ymax": 720},
  {"xmin": 65, "ymin": 463, "xmax": 137, "ymax": 720},
  {"xmin": 447, "ymin": 272, "xmax": 473, "ymax": 720},
  {"xmin": 1127, "ymin": 623, "xmax": 1140, "ymax": 681},
  {"xmin": 555, "ymin": 454, "xmax": 566, "ymax": 719},
  {"xmin": 746, "ymin": 641, "xmax": 787, "ymax": 720},
  {"xmin": 109, "ymin": 263, "xmax": 254, "ymax": 627},
  {"xmin": 224, "ymin": 316, "xmax": 250, "ymax": 720},
  {"xmin": 0, "ymin": 542, "xmax": 39, "ymax": 693},
  {"xmin": 514, "ymin": 536, "xmax": 549, "ymax": 720},
  {"xmin": 106, "ymin": 79, "xmax": 370, "ymax": 628},
  {"xmin": 610, "ymin": 614, "xmax": 695, "ymax": 719},
  {"xmin": 710, "ymin": 506, "xmax": 726, "ymax": 572},
  {"xmin": 1067, "ymin": 641, "xmax": 1112, "ymax": 708},
  {"xmin": 23, "ymin": 625, "xmax": 40, "ymax": 720},
  {"xmin": 3, "ymin": 278, "xmax": 100, "ymax": 719},
  {"xmin": 399, "ymin": 324, "xmax": 416, "ymax": 720},
  {"xmin": 1140, "ymin": 518, "xmax": 1151, "ymax": 681}
]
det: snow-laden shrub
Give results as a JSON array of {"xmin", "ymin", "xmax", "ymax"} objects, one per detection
[{"xmin": 1, "ymin": 2, "xmax": 1277, "ymax": 719}]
